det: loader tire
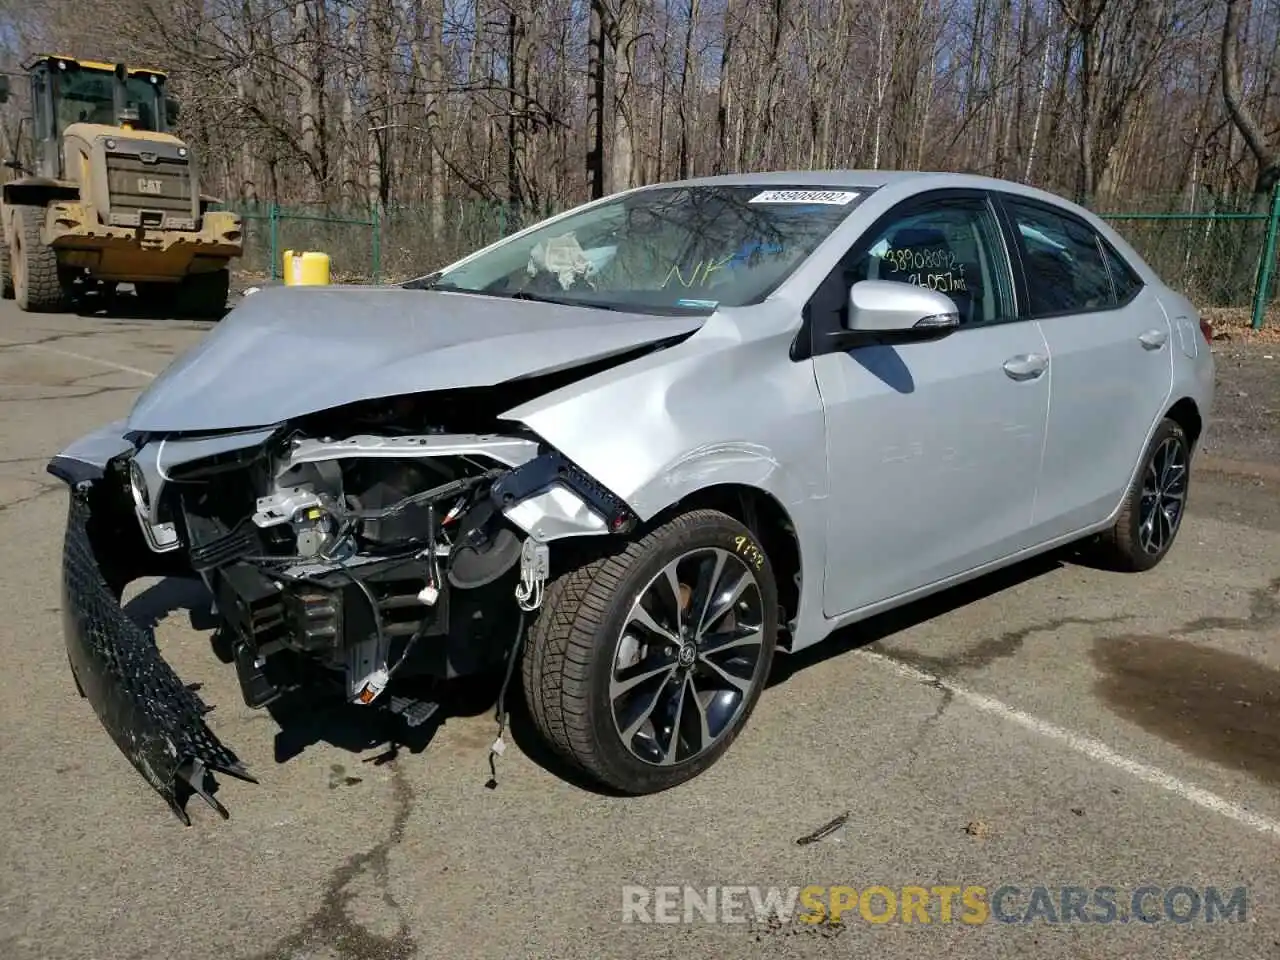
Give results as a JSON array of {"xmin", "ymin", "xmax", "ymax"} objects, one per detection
[
  {"xmin": 12, "ymin": 206, "xmax": 66, "ymax": 312},
  {"xmin": 0, "ymin": 243, "xmax": 13, "ymax": 299}
]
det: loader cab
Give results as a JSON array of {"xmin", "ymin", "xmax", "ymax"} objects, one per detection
[{"xmin": 12, "ymin": 57, "xmax": 180, "ymax": 180}]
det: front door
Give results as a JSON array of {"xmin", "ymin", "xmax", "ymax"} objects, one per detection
[
  {"xmin": 995, "ymin": 195, "xmax": 1174, "ymax": 539},
  {"xmin": 811, "ymin": 192, "xmax": 1051, "ymax": 617}
]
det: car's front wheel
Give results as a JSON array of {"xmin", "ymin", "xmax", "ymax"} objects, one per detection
[
  {"xmin": 522, "ymin": 508, "xmax": 778, "ymax": 794},
  {"xmin": 1093, "ymin": 417, "xmax": 1190, "ymax": 571}
]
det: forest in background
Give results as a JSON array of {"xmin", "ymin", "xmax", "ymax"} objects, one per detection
[{"xmin": 1, "ymin": 0, "xmax": 1279, "ymax": 292}]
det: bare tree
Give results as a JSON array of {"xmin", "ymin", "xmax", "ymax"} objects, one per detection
[
  {"xmin": 1223, "ymin": 0, "xmax": 1280, "ymax": 208},
  {"xmin": 2, "ymin": 0, "xmax": 1276, "ymax": 291}
]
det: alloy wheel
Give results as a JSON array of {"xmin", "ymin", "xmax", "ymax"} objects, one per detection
[
  {"xmin": 1138, "ymin": 434, "xmax": 1187, "ymax": 555},
  {"xmin": 609, "ymin": 547, "xmax": 766, "ymax": 766}
]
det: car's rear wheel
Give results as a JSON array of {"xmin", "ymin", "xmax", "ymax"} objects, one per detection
[
  {"xmin": 522, "ymin": 508, "xmax": 778, "ymax": 794},
  {"xmin": 1092, "ymin": 417, "xmax": 1190, "ymax": 571}
]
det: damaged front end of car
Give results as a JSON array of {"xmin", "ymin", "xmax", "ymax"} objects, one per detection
[{"xmin": 48, "ymin": 388, "xmax": 640, "ymax": 823}]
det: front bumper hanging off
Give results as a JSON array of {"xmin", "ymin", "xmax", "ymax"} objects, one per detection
[{"xmin": 60, "ymin": 484, "xmax": 256, "ymax": 823}]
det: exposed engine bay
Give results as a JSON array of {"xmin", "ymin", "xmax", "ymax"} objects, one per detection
[
  {"xmin": 110, "ymin": 394, "xmax": 636, "ymax": 715},
  {"xmin": 53, "ymin": 386, "xmax": 643, "ymax": 821}
]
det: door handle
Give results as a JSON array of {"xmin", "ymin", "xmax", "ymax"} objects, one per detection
[
  {"xmin": 1138, "ymin": 328, "xmax": 1169, "ymax": 350},
  {"xmin": 1002, "ymin": 353, "xmax": 1048, "ymax": 381}
]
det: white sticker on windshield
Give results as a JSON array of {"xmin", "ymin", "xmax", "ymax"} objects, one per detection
[{"xmin": 748, "ymin": 189, "xmax": 859, "ymax": 205}]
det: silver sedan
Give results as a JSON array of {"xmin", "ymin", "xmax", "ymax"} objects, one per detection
[{"xmin": 50, "ymin": 170, "xmax": 1214, "ymax": 817}]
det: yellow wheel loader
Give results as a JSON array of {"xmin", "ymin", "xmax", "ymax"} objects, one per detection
[{"xmin": 0, "ymin": 55, "xmax": 242, "ymax": 316}]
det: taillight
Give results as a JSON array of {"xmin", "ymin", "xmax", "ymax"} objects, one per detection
[{"xmin": 1198, "ymin": 317, "xmax": 1213, "ymax": 342}]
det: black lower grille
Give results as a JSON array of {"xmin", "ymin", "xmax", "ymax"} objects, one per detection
[{"xmin": 61, "ymin": 484, "xmax": 255, "ymax": 823}]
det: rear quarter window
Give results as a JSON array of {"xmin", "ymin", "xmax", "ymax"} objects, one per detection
[{"xmin": 1101, "ymin": 241, "xmax": 1144, "ymax": 305}]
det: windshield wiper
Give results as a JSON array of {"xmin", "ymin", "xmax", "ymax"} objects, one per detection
[
  {"xmin": 406, "ymin": 280, "xmax": 708, "ymax": 316},
  {"xmin": 502, "ymin": 290, "xmax": 627, "ymax": 311},
  {"xmin": 401, "ymin": 271, "xmax": 440, "ymax": 290},
  {"xmin": 401, "ymin": 271, "xmax": 469, "ymax": 292}
]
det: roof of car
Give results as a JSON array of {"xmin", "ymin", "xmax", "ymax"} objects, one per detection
[
  {"xmin": 648, "ymin": 169, "xmax": 1067, "ymax": 195},
  {"xmin": 662, "ymin": 169, "xmax": 922, "ymax": 188},
  {"xmin": 634, "ymin": 168, "xmax": 1103, "ymax": 226}
]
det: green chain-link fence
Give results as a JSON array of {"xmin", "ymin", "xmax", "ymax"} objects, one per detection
[
  {"xmin": 1097, "ymin": 183, "xmax": 1280, "ymax": 330},
  {"xmin": 221, "ymin": 199, "xmax": 554, "ymax": 286},
  {"xmin": 221, "ymin": 184, "xmax": 1280, "ymax": 329}
]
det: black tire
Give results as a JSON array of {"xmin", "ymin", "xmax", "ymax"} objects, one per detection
[
  {"xmin": 522, "ymin": 508, "xmax": 779, "ymax": 794},
  {"xmin": 176, "ymin": 268, "xmax": 230, "ymax": 319},
  {"xmin": 1092, "ymin": 417, "xmax": 1190, "ymax": 572},
  {"xmin": 68, "ymin": 652, "xmax": 86, "ymax": 698},
  {"xmin": 0, "ymin": 243, "xmax": 13, "ymax": 299},
  {"xmin": 12, "ymin": 206, "xmax": 66, "ymax": 312}
]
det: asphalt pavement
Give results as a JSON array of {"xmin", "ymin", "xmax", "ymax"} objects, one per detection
[{"xmin": 0, "ymin": 298, "xmax": 1277, "ymax": 959}]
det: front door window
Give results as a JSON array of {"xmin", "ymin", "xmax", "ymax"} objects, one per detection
[{"xmin": 846, "ymin": 200, "xmax": 1016, "ymax": 326}]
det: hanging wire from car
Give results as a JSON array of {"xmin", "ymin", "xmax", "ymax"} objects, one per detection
[{"xmin": 485, "ymin": 610, "xmax": 527, "ymax": 790}]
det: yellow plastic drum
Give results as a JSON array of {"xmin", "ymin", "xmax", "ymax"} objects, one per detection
[{"xmin": 283, "ymin": 250, "xmax": 332, "ymax": 286}]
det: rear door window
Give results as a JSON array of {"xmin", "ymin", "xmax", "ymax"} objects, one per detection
[{"xmin": 1004, "ymin": 200, "xmax": 1116, "ymax": 316}]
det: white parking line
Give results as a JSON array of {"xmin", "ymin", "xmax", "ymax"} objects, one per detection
[
  {"xmin": 863, "ymin": 649, "xmax": 1280, "ymax": 840},
  {"xmin": 24, "ymin": 344, "xmax": 157, "ymax": 379}
]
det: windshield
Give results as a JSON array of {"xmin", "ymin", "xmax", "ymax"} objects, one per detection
[
  {"xmin": 54, "ymin": 68, "xmax": 163, "ymax": 132},
  {"xmin": 427, "ymin": 185, "xmax": 867, "ymax": 313}
]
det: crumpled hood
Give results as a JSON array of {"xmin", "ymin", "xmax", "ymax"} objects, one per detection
[{"xmin": 126, "ymin": 285, "xmax": 705, "ymax": 432}]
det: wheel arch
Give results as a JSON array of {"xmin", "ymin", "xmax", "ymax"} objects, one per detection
[
  {"xmin": 1164, "ymin": 396, "xmax": 1203, "ymax": 452},
  {"xmin": 643, "ymin": 482, "xmax": 803, "ymax": 650},
  {"xmin": 3, "ymin": 179, "xmax": 79, "ymax": 218}
]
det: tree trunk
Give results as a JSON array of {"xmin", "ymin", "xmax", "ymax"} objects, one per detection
[
  {"xmin": 586, "ymin": 0, "xmax": 606, "ymax": 198},
  {"xmin": 428, "ymin": 0, "xmax": 445, "ymax": 240},
  {"xmin": 677, "ymin": 0, "xmax": 700, "ymax": 179},
  {"xmin": 714, "ymin": 5, "xmax": 733, "ymax": 174},
  {"xmin": 611, "ymin": 0, "xmax": 638, "ymax": 191},
  {"xmin": 1223, "ymin": 0, "xmax": 1280, "ymax": 201},
  {"xmin": 1024, "ymin": 2, "xmax": 1053, "ymax": 181},
  {"xmin": 1221, "ymin": 0, "xmax": 1280, "ymax": 303}
]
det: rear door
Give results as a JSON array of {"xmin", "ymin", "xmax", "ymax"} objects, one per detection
[{"xmin": 994, "ymin": 194, "xmax": 1174, "ymax": 539}]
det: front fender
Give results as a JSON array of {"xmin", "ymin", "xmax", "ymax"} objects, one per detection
[
  {"xmin": 504, "ymin": 306, "xmax": 829, "ymax": 522},
  {"xmin": 626, "ymin": 441, "xmax": 809, "ymax": 521}
]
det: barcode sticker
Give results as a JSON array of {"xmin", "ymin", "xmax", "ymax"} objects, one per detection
[{"xmin": 748, "ymin": 190, "xmax": 859, "ymax": 205}]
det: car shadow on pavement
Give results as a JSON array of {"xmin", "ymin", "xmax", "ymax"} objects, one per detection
[
  {"xmin": 768, "ymin": 549, "xmax": 1069, "ymax": 688},
  {"xmin": 123, "ymin": 575, "xmax": 220, "ymax": 636},
  {"xmin": 119, "ymin": 575, "xmax": 573, "ymax": 782},
  {"xmin": 116, "ymin": 544, "xmax": 1072, "ymax": 798}
]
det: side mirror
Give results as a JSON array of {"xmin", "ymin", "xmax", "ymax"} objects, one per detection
[
  {"xmin": 2, "ymin": 159, "xmax": 22, "ymax": 172},
  {"xmin": 165, "ymin": 97, "xmax": 181, "ymax": 123},
  {"xmin": 0, "ymin": 76, "xmax": 9, "ymax": 104},
  {"xmin": 841, "ymin": 280, "xmax": 960, "ymax": 344}
]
